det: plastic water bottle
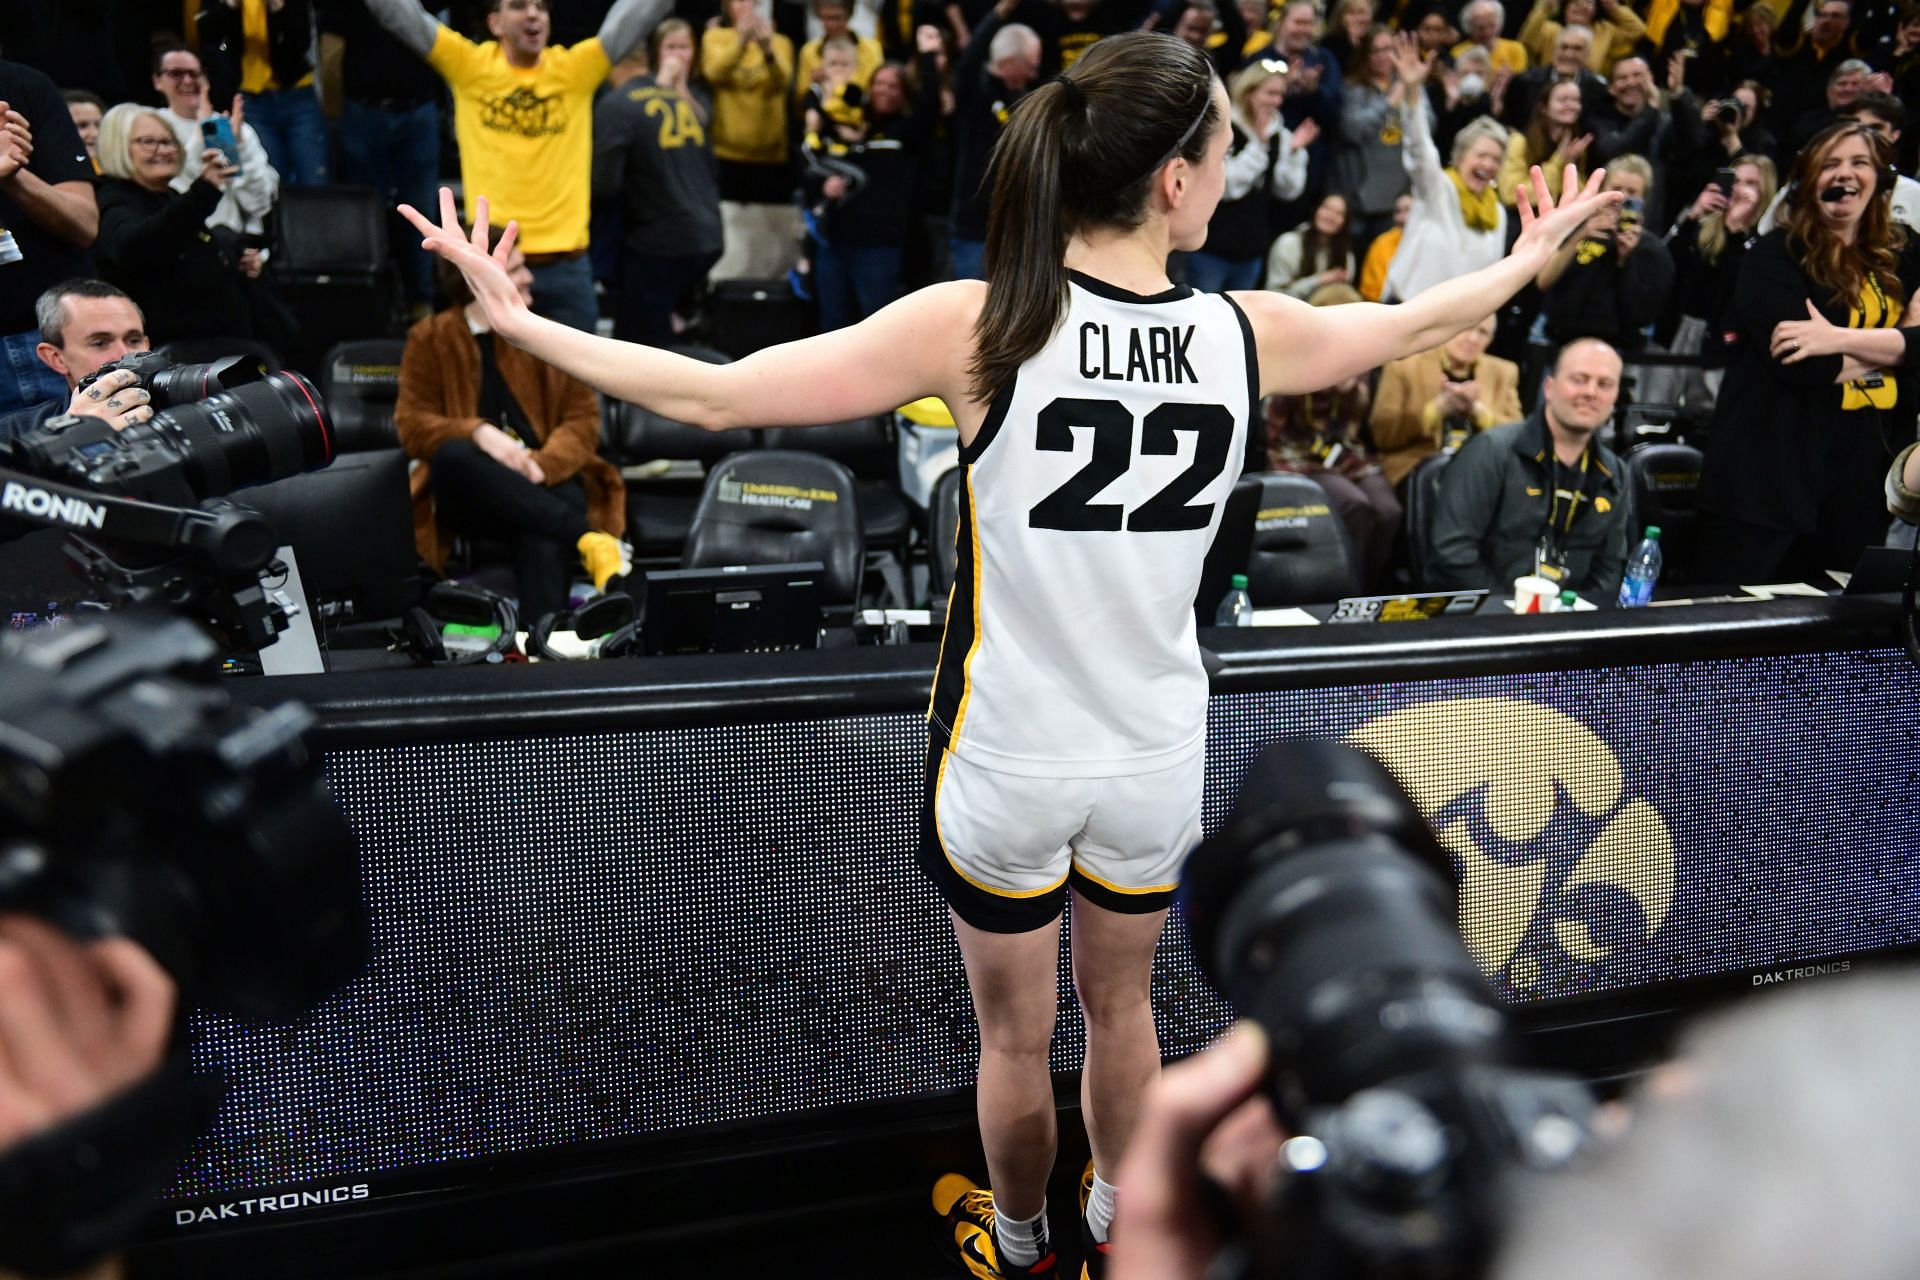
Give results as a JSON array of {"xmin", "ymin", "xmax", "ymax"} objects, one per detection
[
  {"xmin": 1215, "ymin": 573, "xmax": 1254, "ymax": 626},
  {"xmin": 1617, "ymin": 525, "xmax": 1663, "ymax": 608}
]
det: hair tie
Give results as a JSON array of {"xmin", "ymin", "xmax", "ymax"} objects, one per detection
[{"xmin": 1055, "ymin": 73, "xmax": 1084, "ymax": 108}]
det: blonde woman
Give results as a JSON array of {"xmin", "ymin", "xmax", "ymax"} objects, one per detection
[{"xmin": 1189, "ymin": 58, "xmax": 1314, "ymax": 290}]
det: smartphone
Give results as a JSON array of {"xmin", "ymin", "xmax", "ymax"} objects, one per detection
[
  {"xmin": 1618, "ymin": 194, "xmax": 1644, "ymax": 231},
  {"xmin": 1711, "ymin": 167, "xmax": 1737, "ymax": 197},
  {"xmin": 199, "ymin": 116, "xmax": 243, "ymax": 175}
]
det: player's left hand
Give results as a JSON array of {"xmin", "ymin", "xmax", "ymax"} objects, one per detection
[
  {"xmin": 399, "ymin": 188, "xmax": 532, "ymax": 339},
  {"xmin": 1512, "ymin": 164, "xmax": 1623, "ymax": 265}
]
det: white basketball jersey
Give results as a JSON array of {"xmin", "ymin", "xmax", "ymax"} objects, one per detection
[{"xmin": 929, "ymin": 272, "xmax": 1256, "ymax": 778}]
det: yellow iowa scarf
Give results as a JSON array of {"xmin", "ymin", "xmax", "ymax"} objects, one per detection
[{"xmin": 1447, "ymin": 168, "xmax": 1501, "ymax": 233}]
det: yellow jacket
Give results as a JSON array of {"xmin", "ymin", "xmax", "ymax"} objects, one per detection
[
  {"xmin": 1519, "ymin": 0, "xmax": 1646, "ymax": 72},
  {"xmin": 1497, "ymin": 130, "xmax": 1583, "ymax": 206},
  {"xmin": 1644, "ymin": 0, "xmax": 1731, "ymax": 47},
  {"xmin": 1370, "ymin": 346, "xmax": 1524, "ymax": 486},
  {"xmin": 700, "ymin": 27, "xmax": 796, "ymax": 165},
  {"xmin": 793, "ymin": 35, "xmax": 883, "ymax": 104}
]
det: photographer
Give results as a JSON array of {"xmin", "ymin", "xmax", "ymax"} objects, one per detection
[
  {"xmin": 0, "ymin": 280, "xmax": 152, "ymax": 444},
  {"xmin": 1536, "ymin": 155, "xmax": 1674, "ymax": 353},
  {"xmin": 0, "ymin": 917, "xmax": 175, "ymax": 1280}
]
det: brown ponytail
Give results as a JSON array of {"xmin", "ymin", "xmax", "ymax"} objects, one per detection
[{"xmin": 967, "ymin": 31, "xmax": 1221, "ymax": 404}]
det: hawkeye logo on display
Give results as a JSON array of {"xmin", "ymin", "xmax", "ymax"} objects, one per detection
[
  {"xmin": 717, "ymin": 479, "xmax": 841, "ymax": 511},
  {"xmin": 174, "ymin": 1184, "xmax": 371, "ymax": 1226},
  {"xmin": 1, "ymin": 481, "xmax": 106, "ymax": 530},
  {"xmin": 1346, "ymin": 698, "xmax": 1675, "ymax": 992}
]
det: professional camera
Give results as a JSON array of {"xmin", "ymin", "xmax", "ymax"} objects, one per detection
[
  {"xmin": 18, "ymin": 353, "xmax": 333, "ymax": 508},
  {"xmin": 0, "ymin": 353, "xmax": 336, "ymax": 651},
  {"xmin": 1182, "ymin": 742, "xmax": 1594, "ymax": 1280},
  {"xmin": 0, "ymin": 611, "xmax": 368, "ymax": 1275},
  {"xmin": 1709, "ymin": 98, "xmax": 1743, "ymax": 127}
]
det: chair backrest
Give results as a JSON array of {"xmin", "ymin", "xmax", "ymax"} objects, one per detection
[
  {"xmin": 603, "ymin": 346, "xmax": 742, "ymax": 464},
  {"xmin": 927, "ymin": 466, "xmax": 964, "ymax": 602},
  {"xmin": 684, "ymin": 450, "xmax": 865, "ymax": 604},
  {"xmin": 763, "ymin": 417, "xmax": 896, "ymax": 482},
  {"xmin": 1405, "ymin": 451, "xmax": 1452, "ymax": 590},
  {"xmin": 272, "ymin": 185, "xmax": 390, "ymax": 279},
  {"xmin": 1626, "ymin": 441, "xmax": 1702, "ymax": 582},
  {"xmin": 1244, "ymin": 472, "xmax": 1362, "ymax": 607},
  {"xmin": 319, "ymin": 338, "xmax": 406, "ymax": 452},
  {"xmin": 156, "ymin": 336, "xmax": 283, "ymax": 374}
]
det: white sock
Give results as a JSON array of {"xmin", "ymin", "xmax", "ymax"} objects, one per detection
[
  {"xmin": 993, "ymin": 1198, "xmax": 1050, "ymax": 1268},
  {"xmin": 1085, "ymin": 1172, "xmax": 1118, "ymax": 1245}
]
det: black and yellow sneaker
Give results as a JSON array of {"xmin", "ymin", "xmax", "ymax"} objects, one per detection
[
  {"xmin": 932, "ymin": 1172, "xmax": 1059, "ymax": 1278},
  {"xmin": 1078, "ymin": 1159, "xmax": 1110, "ymax": 1280}
]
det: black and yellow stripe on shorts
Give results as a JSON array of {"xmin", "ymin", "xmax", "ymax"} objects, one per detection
[
  {"xmin": 1067, "ymin": 860, "xmax": 1179, "ymax": 916},
  {"xmin": 915, "ymin": 741, "xmax": 1071, "ymax": 934},
  {"xmin": 927, "ymin": 465, "xmax": 981, "ymax": 754}
]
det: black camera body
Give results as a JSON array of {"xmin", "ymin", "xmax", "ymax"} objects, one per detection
[
  {"xmin": 1709, "ymin": 98, "xmax": 1743, "ymax": 127},
  {"xmin": 0, "ymin": 611, "xmax": 369, "ymax": 1276},
  {"xmin": 17, "ymin": 354, "xmax": 333, "ymax": 509},
  {"xmin": 1182, "ymin": 742, "xmax": 1594, "ymax": 1280}
]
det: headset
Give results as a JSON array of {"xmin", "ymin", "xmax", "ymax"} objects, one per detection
[
  {"xmin": 393, "ymin": 581, "xmax": 522, "ymax": 666},
  {"xmin": 525, "ymin": 589, "xmax": 647, "ymax": 661}
]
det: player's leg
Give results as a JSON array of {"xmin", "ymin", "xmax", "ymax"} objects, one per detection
[
  {"xmin": 952, "ymin": 908, "xmax": 1064, "ymax": 1221},
  {"xmin": 1067, "ymin": 893, "xmax": 1168, "ymax": 1180},
  {"xmin": 919, "ymin": 743, "xmax": 1087, "ymax": 1275},
  {"xmin": 1064, "ymin": 749, "xmax": 1204, "ymax": 1275}
]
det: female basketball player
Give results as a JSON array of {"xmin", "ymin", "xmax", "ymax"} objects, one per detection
[{"xmin": 402, "ymin": 31, "xmax": 1614, "ymax": 1279}]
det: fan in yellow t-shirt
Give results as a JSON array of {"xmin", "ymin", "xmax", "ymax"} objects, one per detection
[{"xmin": 365, "ymin": 0, "xmax": 668, "ymax": 329}]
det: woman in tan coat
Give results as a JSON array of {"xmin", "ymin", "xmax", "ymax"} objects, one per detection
[
  {"xmin": 395, "ymin": 237, "xmax": 628, "ymax": 621},
  {"xmin": 1369, "ymin": 312, "xmax": 1523, "ymax": 487}
]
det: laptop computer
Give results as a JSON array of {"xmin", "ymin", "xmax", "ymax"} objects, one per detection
[{"xmin": 1318, "ymin": 589, "xmax": 1488, "ymax": 623}]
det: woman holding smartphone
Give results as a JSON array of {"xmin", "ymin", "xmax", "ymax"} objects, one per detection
[{"xmin": 1536, "ymin": 152, "xmax": 1674, "ymax": 352}]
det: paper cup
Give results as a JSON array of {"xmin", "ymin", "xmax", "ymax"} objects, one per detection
[{"xmin": 1514, "ymin": 575, "xmax": 1559, "ymax": 614}]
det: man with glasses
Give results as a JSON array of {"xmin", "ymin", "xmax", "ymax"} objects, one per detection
[
  {"xmin": 150, "ymin": 46, "xmax": 281, "ymax": 246},
  {"xmin": 1767, "ymin": 0, "xmax": 1857, "ymax": 136},
  {"xmin": 0, "ymin": 59, "xmax": 99, "ymax": 416}
]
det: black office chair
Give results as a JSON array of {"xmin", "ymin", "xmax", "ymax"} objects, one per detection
[
  {"xmin": 1244, "ymin": 472, "xmax": 1363, "ymax": 607},
  {"xmin": 269, "ymin": 184, "xmax": 401, "ymax": 369},
  {"xmin": 765, "ymin": 416, "xmax": 911, "ymax": 604},
  {"xmin": 604, "ymin": 345, "xmax": 751, "ymax": 559},
  {"xmin": 319, "ymin": 338, "xmax": 406, "ymax": 452},
  {"xmin": 1404, "ymin": 451, "xmax": 1452, "ymax": 590},
  {"xmin": 684, "ymin": 451, "xmax": 865, "ymax": 605},
  {"xmin": 927, "ymin": 466, "xmax": 964, "ymax": 603},
  {"xmin": 1625, "ymin": 441, "xmax": 1700, "ymax": 583}
]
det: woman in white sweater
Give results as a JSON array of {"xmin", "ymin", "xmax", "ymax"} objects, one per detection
[
  {"xmin": 1265, "ymin": 192, "xmax": 1358, "ymax": 296},
  {"xmin": 1380, "ymin": 34, "xmax": 1512, "ymax": 302}
]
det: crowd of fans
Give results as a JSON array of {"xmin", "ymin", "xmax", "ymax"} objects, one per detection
[{"xmin": 1, "ymin": 0, "xmax": 1917, "ymax": 615}]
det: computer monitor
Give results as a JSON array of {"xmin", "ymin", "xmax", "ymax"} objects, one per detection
[{"xmin": 642, "ymin": 562, "xmax": 825, "ymax": 655}]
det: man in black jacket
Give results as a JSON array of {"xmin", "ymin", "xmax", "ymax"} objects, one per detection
[
  {"xmin": 949, "ymin": 0, "xmax": 1041, "ymax": 280},
  {"xmin": 1430, "ymin": 337, "xmax": 1632, "ymax": 600},
  {"xmin": 196, "ymin": 0, "xmax": 328, "ymax": 184},
  {"xmin": 0, "ymin": 280, "xmax": 153, "ymax": 444}
]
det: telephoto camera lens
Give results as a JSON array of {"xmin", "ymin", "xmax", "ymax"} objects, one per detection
[{"xmin": 128, "ymin": 371, "xmax": 336, "ymax": 498}]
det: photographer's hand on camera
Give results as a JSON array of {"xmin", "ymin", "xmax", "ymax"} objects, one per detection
[
  {"xmin": 0, "ymin": 916, "xmax": 174, "ymax": 1151},
  {"xmin": 62, "ymin": 368, "xmax": 152, "ymax": 432},
  {"xmin": 1111, "ymin": 1024, "xmax": 1285, "ymax": 1280}
]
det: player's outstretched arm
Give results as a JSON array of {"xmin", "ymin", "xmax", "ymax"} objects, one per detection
[
  {"xmin": 1232, "ymin": 164, "xmax": 1621, "ymax": 398},
  {"xmin": 400, "ymin": 189, "xmax": 982, "ymax": 430}
]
